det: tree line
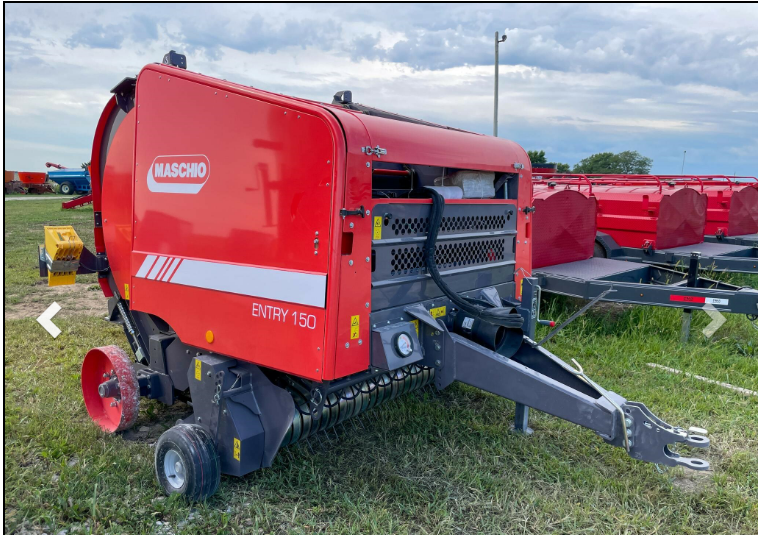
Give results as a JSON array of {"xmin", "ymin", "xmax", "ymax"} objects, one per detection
[{"xmin": 527, "ymin": 150, "xmax": 653, "ymax": 174}]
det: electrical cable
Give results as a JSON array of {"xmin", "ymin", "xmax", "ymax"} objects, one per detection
[{"xmin": 423, "ymin": 187, "xmax": 524, "ymax": 329}]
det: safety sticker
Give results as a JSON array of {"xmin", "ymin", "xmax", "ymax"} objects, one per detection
[
  {"xmin": 233, "ymin": 438, "xmax": 241, "ymax": 461},
  {"xmin": 195, "ymin": 359, "xmax": 202, "ymax": 381},
  {"xmin": 670, "ymin": 296, "xmax": 728, "ymax": 306},
  {"xmin": 411, "ymin": 319, "xmax": 419, "ymax": 336},
  {"xmin": 123, "ymin": 283, "xmax": 130, "ymax": 300},
  {"xmin": 351, "ymin": 315, "xmax": 360, "ymax": 339},
  {"xmin": 373, "ymin": 216, "xmax": 382, "ymax": 240},
  {"xmin": 430, "ymin": 306, "xmax": 447, "ymax": 318}
]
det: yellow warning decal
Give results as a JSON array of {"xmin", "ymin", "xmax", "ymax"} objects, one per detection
[
  {"xmin": 194, "ymin": 359, "xmax": 202, "ymax": 381},
  {"xmin": 124, "ymin": 283, "xmax": 130, "ymax": 300},
  {"xmin": 411, "ymin": 319, "xmax": 419, "ymax": 336},
  {"xmin": 233, "ymin": 438, "xmax": 241, "ymax": 461},
  {"xmin": 350, "ymin": 315, "xmax": 360, "ymax": 340},
  {"xmin": 430, "ymin": 306, "xmax": 447, "ymax": 318},
  {"xmin": 373, "ymin": 216, "xmax": 382, "ymax": 240}
]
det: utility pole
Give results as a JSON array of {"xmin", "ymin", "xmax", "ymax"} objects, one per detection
[
  {"xmin": 494, "ymin": 31, "xmax": 507, "ymax": 137},
  {"xmin": 681, "ymin": 150, "xmax": 687, "ymax": 174}
]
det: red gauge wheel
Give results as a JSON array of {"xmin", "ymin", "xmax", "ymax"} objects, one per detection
[{"xmin": 81, "ymin": 346, "xmax": 140, "ymax": 432}]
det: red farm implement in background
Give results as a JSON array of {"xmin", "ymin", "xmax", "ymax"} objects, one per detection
[
  {"xmin": 17, "ymin": 171, "xmax": 54, "ymax": 194},
  {"xmin": 653, "ymin": 175, "xmax": 758, "ymax": 246},
  {"xmin": 38, "ymin": 51, "xmax": 710, "ymax": 500},
  {"xmin": 536, "ymin": 174, "xmax": 757, "ymax": 274},
  {"xmin": 530, "ymin": 177, "xmax": 758, "ymax": 334}
]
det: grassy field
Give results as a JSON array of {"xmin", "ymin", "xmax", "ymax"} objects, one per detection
[{"xmin": 4, "ymin": 198, "xmax": 758, "ymax": 534}]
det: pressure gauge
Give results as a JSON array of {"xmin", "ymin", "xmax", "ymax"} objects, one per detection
[{"xmin": 394, "ymin": 333, "xmax": 414, "ymax": 358}]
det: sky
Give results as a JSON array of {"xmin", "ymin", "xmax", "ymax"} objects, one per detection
[{"xmin": 4, "ymin": 3, "xmax": 758, "ymax": 175}]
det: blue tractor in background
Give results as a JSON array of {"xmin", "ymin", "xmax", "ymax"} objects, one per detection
[{"xmin": 45, "ymin": 162, "xmax": 91, "ymax": 195}]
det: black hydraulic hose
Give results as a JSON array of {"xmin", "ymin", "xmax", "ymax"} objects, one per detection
[{"xmin": 423, "ymin": 187, "xmax": 524, "ymax": 329}]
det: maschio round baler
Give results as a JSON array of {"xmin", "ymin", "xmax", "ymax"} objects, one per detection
[{"xmin": 40, "ymin": 52, "xmax": 709, "ymax": 500}]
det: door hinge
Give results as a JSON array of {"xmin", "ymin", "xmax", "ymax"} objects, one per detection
[
  {"xmin": 362, "ymin": 145, "xmax": 387, "ymax": 158},
  {"xmin": 522, "ymin": 206, "xmax": 536, "ymax": 214},
  {"xmin": 340, "ymin": 206, "xmax": 366, "ymax": 218}
]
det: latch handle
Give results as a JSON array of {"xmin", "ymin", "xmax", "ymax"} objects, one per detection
[{"xmin": 340, "ymin": 206, "xmax": 366, "ymax": 218}]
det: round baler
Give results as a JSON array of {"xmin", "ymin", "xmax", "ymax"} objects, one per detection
[{"xmin": 40, "ymin": 52, "xmax": 710, "ymax": 500}]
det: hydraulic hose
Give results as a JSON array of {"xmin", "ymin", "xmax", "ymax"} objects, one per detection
[{"xmin": 423, "ymin": 187, "xmax": 524, "ymax": 329}]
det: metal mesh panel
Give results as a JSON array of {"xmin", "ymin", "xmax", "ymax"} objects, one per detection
[
  {"xmin": 388, "ymin": 238, "xmax": 506, "ymax": 277},
  {"xmin": 389, "ymin": 214, "xmax": 507, "ymax": 236}
]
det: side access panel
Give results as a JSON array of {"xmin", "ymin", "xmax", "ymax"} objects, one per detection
[{"xmin": 129, "ymin": 66, "xmax": 338, "ymax": 381}]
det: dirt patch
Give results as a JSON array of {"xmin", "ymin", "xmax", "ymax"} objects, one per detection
[
  {"xmin": 5, "ymin": 283, "xmax": 108, "ymax": 320},
  {"xmin": 122, "ymin": 402, "xmax": 194, "ymax": 443},
  {"xmin": 672, "ymin": 468, "xmax": 715, "ymax": 494}
]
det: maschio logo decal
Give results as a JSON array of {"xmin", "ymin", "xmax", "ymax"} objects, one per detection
[{"xmin": 147, "ymin": 154, "xmax": 210, "ymax": 194}]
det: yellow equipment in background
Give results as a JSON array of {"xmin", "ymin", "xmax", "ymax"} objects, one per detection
[{"xmin": 41, "ymin": 226, "xmax": 83, "ymax": 286}]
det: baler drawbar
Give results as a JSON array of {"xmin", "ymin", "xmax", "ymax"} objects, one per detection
[{"xmin": 40, "ymin": 52, "xmax": 710, "ymax": 500}]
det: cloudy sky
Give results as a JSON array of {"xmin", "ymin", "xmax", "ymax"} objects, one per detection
[{"xmin": 5, "ymin": 3, "xmax": 758, "ymax": 174}]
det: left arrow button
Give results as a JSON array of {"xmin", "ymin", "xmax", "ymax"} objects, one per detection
[{"xmin": 37, "ymin": 302, "xmax": 62, "ymax": 338}]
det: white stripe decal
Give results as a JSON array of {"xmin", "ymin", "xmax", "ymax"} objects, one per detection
[
  {"xmin": 155, "ymin": 257, "xmax": 174, "ymax": 280},
  {"xmin": 170, "ymin": 259, "xmax": 326, "ymax": 308},
  {"xmin": 136, "ymin": 255, "xmax": 157, "ymax": 278},
  {"xmin": 147, "ymin": 257, "xmax": 167, "ymax": 280},
  {"xmin": 161, "ymin": 258, "xmax": 181, "ymax": 281}
]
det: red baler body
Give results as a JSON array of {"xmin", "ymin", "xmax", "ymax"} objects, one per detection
[{"xmin": 90, "ymin": 63, "xmax": 532, "ymax": 383}]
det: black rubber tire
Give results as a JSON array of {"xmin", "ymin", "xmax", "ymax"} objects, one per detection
[
  {"xmin": 593, "ymin": 241, "xmax": 607, "ymax": 258},
  {"xmin": 60, "ymin": 182, "xmax": 73, "ymax": 195},
  {"xmin": 154, "ymin": 424, "xmax": 220, "ymax": 501}
]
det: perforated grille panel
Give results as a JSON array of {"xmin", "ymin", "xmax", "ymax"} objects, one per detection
[
  {"xmin": 389, "ymin": 238, "xmax": 507, "ymax": 277},
  {"xmin": 389, "ymin": 215, "xmax": 507, "ymax": 236}
]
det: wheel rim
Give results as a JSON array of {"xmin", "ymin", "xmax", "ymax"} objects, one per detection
[
  {"xmin": 163, "ymin": 449, "xmax": 186, "ymax": 489},
  {"xmin": 81, "ymin": 346, "xmax": 139, "ymax": 432}
]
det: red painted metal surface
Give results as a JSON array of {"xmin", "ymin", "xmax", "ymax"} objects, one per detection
[
  {"xmin": 17, "ymin": 171, "xmax": 47, "ymax": 184},
  {"xmin": 62, "ymin": 193, "xmax": 93, "ymax": 209},
  {"xmin": 539, "ymin": 174, "xmax": 707, "ymax": 250},
  {"xmin": 653, "ymin": 175, "xmax": 758, "ymax": 237},
  {"xmin": 532, "ymin": 183, "xmax": 596, "ymax": 268},
  {"xmin": 101, "ymin": 111, "xmax": 136, "ymax": 301},
  {"xmin": 92, "ymin": 63, "xmax": 533, "ymax": 382}
]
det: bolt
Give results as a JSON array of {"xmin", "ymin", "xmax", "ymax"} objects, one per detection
[
  {"xmin": 358, "ymin": 339, "xmax": 363, "ymax": 345},
  {"xmin": 197, "ymin": 417, "xmax": 202, "ymax": 423},
  {"xmin": 345, "ymin": 342, "xmax": 350, "ymax": 348},
  {"xmin": 366, "ymin": 210, "xmax": 370, "ymax": 216},
  {"xmin": 366, "ymin": 162, "xmax": 370, "ymax": 167},
  {"xmin": 103, "ymin": 373, "xmax": 109, "ymax": 378},
  {"xmin": 349, "ymin": 222, "xmax": 354, "ymax": 228},
  {"xmin": 365, "ymin": 302, "xmax": 370, "ymax": 308},
  {"xmin": 625, "ymin": 418, "xmax": 633, "ymax": 427},
  {"xmin": 349, "ymin": 260, "xmax": 353, "ymax": 266},
  {"xmin": 284, "ymin": 111, "xmax": 287, "ymax": 115},
  {"xmin": 434, "ymin": 342, "xmax": 441, "ymax": 351},
  {"xmin": 110, "ymin": 401, "xmax": 118, "ymax": 407},
  {"xmin": 626, "ymin": 428, "xmax": 633, "ymax": 437},
  {"xmin": 223, "ymin": 409, "xmax": 227, "ymax": 415},
  {"xmin": 365, "ymin": 257, "xmax": 370, "ymax": 262},
  {"xmin": 207, "ymin": 371, "xmax": 211, "ymax": 377},
  {"xmin": 317, "ymin": 347, "xmax": 321, "ymax": 351},
  {"xmin": 434, "ymin": 359, "xmax": 441, "ymax": 367},
  {"xmin": 314, "ymin": 251, "xmax": 318, "ymax": 255},
  {"xmin": 628, "ymin": 439, "xmax": 633, "ymax": 447},
  {"xmin": 315, "ymin": 231, "xmax": 319, "ymax": 236},
  {"xmin": 373, "ymin": 324, "xmax": 377, "ymax": 328},
  {"xmin": 327, "ymin": 160, "xmax": 330, "ymax": 164},
  {"xmin": 434, "ymin": 330, "xmax": 441, "ymax": 336}
]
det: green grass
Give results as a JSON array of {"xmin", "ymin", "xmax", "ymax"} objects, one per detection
[{"xmin": 4, "ymin": 201, "xmax": 758, "ymax": 534}]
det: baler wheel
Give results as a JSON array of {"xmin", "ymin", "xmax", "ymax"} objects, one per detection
[
  {"xmin": 154, "ymin": 424, "xmax": 221, "ymax": 500},
  {"xmin": 81, "ymin": 346, "xmax": 140, "ymax": 432}
]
